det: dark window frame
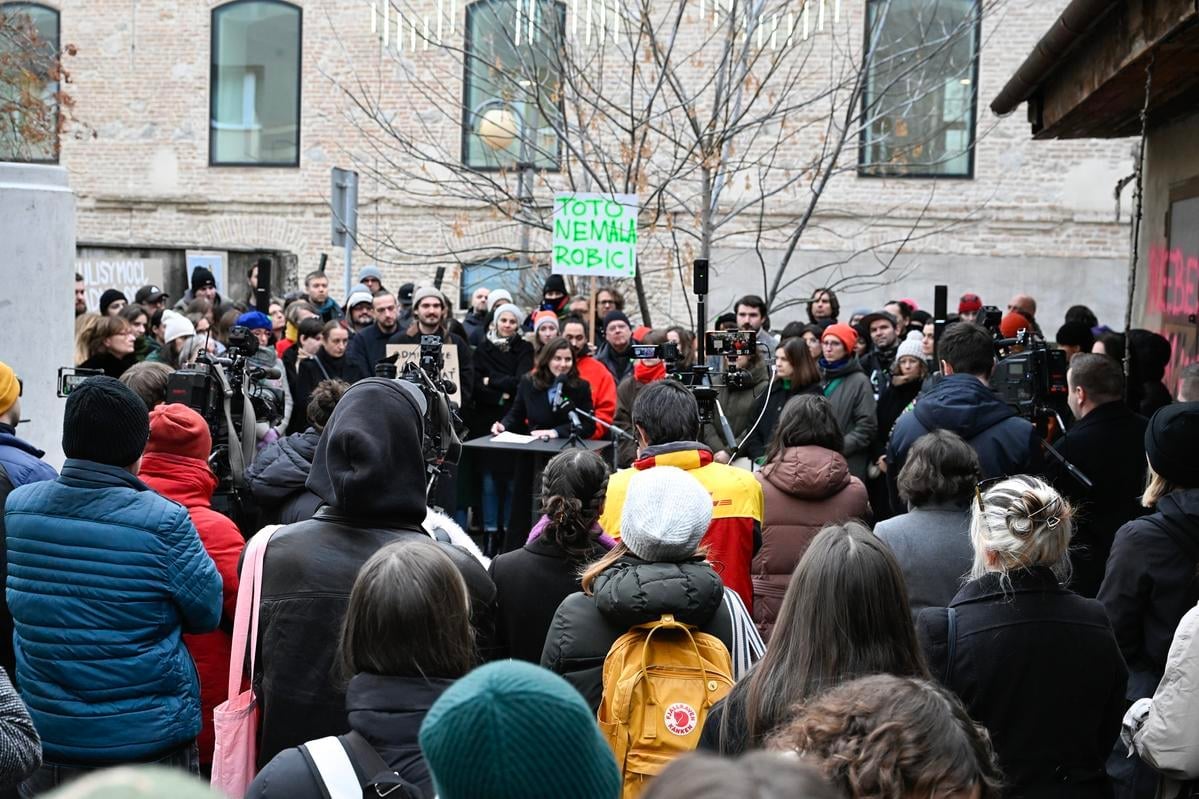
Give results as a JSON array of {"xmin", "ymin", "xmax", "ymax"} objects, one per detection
[
  {"xmin": 208, "ymin": 0, "xmax": 303, "ymax": 168},
  {"xmin": 856, "ymin": 0, "xmax": 981, "ymax": 180},
  {"xmin": 0, "ymin": 1, "xmax": 61, "ymax": 164},
  {"xmin": 460, "ymin": 0, "xmax": 566, "ymax": 173}
]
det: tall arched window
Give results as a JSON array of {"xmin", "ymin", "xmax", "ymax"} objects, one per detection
[
  {"xmin": 210, "ymin": 0, "xmax": 301, "ymax": 166},
  {"xmin": 0, "ymin": 2, "xmax": 60, "ymax": 162},
  {"xmin": 858, "ymin": 0, "xmax": 979, "ymax": 178},
  {"xmin": 462, "ymin": 0, "xmax": 564, "ymax": 170}
]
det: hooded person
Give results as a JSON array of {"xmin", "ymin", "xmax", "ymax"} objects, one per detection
[
  {"xmin": 137, "ymin": 404, "xmax": 244, "ymax": 769},
  {"xmin": 542, "ymin": 465, "xmax": 763, "ymax": 711},
  {"xmin": 252, "ymin": 378, "xmax": 497, "ymax": 769},
  {"xmin": 540, "ymin": 274, "xmax": 571, "ymax": 317}
]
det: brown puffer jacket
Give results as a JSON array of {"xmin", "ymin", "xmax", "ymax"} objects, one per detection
[{"xmin": 752, "ymin": 445, "xmax": 870, "ymax": 640}]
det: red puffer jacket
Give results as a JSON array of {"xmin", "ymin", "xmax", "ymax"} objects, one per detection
[
  {"xmin": 753, "ymin": 445, "xmax": 869, "ymax": 640},
  {"xmin": 139, "ymin": 452, "xmax": 244, "ymax": 765}
]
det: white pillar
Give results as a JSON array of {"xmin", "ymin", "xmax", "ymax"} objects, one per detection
[{"xmin": 0, "ymin": 164, "xmax": 77, "ymax": 469}]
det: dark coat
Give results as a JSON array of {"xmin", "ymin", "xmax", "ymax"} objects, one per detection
[
  {"xmin": 247, "ymin": 673, "xmax": 452, "ymax": 799},
  {"xmin": 887, "ymin": 374, "xmax": 1042, "ymax": 507},
  {"xmin": 918, "ymin": 567, "xmax": 1128, "ymax": 798},
  {"xmin": 253, "ymin": 380, "xmax": 497, "ymax": 768},
  {"xmin": 1048, "ymin": 401, "xmax": 1148, "ymax": 598},
  {"xmin": 471, "ymin": 336, "xmax": 534, "ymax": 433},
  {"xmin": 820, "ymin": 358, "xmax": 877, "ymax": 479},
  {"xmin": 596, "ymin": 342, "xmax": 634, "ymax": 383},
  {"xmin": 344, "ymin": 323, "xmax": 396, "ymax": 383},
  {"xmin": 740, "ymin": 380, "xmax": 823, "ymax": 461},
  {"xmin": 245, "ymin": 429, "xmax": 323, "ymax": 525},
  {"xmin": 462, "ymin": 310, "xmax": 488, "ymax": 345},
  {"xmin": 388, "ymin": 327, "xmax": 475, "ymax": 407},
  {"xmin": 500, "ymin": 375, "xmax": 596, "ymax": 439},
  {"xmin": 541, "ymin": 556, "xmax": 737, "ymax": 712},
  {"xmin": 489, "ymin": 533, "xmax": 607, "ymax": 663},
  {"xmin": 701, "ymin": 360, "xmax": 771, "ymax": 457},
  {"xmin": 79, "ymin": 351, "xmax": 136, "ymax": 379},
  {"xmin": 1099, "ymin": 488, "xmax": 1199, "ymax": 695}
]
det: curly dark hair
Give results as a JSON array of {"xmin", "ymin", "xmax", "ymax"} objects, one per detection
[
  {"xmin": 770, "ymin": 674, "xmax": 1003, "ymax": 799},
  {"xmin": 539, "ymin": 449, "xmax": 610, "ymax": 558},
  {"xmin": 307, "ymin": 379, "xmax": 350, "ymax": 431}
]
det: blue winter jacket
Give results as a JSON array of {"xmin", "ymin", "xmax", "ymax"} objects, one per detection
[
  {"xmin": 886, "ymin": 373, "xmax": 1043, "ymax": 505},
  {"xmin": 5, "ymin": 459, "xmax": 223, "ymax": 763},
  {"xmin": 0, "ymin": 425, "xmax": 57, "ymax": 488}
]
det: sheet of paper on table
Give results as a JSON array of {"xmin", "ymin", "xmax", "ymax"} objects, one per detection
[{"xmin": 491, "ymin": 431, "xmax": 539, "ymax": 444}]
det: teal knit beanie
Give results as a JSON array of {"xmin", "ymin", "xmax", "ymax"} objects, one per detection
[{"xmin": 419, "ymin": 660, "xmax": 621, "ymax": 799}]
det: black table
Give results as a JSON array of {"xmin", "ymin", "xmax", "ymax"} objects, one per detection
[{"xmin": 462, "ymin": 435, "xmax": 611, "ymax": 552}]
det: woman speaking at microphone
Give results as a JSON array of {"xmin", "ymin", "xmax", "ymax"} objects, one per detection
[
  {"xmin": 492, "ymin": 337, "xmax": 596, "ymax": 553},
  {"xmin": 492, "ymin": 337, "xmax": 596, "ymax": 441}
]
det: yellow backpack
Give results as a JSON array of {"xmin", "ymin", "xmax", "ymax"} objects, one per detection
[{"xmin": 597, "ymin": 614, "xmax": 734, "ymax": 799}]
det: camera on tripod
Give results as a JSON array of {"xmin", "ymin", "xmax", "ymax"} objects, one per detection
[
  {"xmin": 374, "ymin": 335, "xmax": 463, "ymax": 491},
  {"xmin": 991, "ymin": 329, "xmax": 1069, "ymax": 437},
  {"xmin": 165, "ymin": 324, "xmax": 284, "ymax": 529}
]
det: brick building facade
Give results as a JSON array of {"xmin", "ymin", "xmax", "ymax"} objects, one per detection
[{"xmin": 27, "ymin": 0, "xmax": 1133, "ymax": 329}]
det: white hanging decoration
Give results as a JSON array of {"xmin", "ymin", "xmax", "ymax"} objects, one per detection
[
  {"xmin": 802, "ymin": 0, "xmax": 810, "ymax": 39},
  {"xmin": 515, "ymin": 0, "xmax": 522, "ymax": 46},
  {"xmin": 371, "ymin": 1, "xmax": 378, "ymax": 33},
  {"xmin": 817, "ymin": 0, "xmax": 825, "ymax": 31},
  {"xmin": 437, "ymin": 0, "xmax": 444, "ymax": 45},
  {"xmin": 834, "ymin": 0, "xmax": 841, "ymax": 23},
  {"xmin": 397, "ymin": 9, "xmax": 404, "ymax": 50},
  {"xmin": 423, "ymin": 15, "xmax": 430, "ymax": 49},
  {"xmin": 383, "ymin": 0, "xmax": 390, "ymax": 45},
  {"xmin": 585, "ymin": 0, "xmax": 593, "ymax": 44}
]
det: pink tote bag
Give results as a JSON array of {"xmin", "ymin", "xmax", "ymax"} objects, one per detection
[{"xmin": 211, "ymin": 525, "xmax": 280, "ymax": 798}]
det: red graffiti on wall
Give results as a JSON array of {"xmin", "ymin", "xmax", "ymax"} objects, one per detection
[
  {"xmin": 1147, "ymin": 244, "xmax": 1199, "ymax": 317},
  {"xmin": 1145, "ymin": 243, "xmax": 1199, "ymax": 394}
]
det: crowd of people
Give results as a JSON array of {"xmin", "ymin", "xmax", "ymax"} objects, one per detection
[{"xmin": 0, "ymin": 268, "xmax": 1192, "ymax": 797}]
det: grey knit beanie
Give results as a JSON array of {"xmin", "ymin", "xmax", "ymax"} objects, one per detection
[
  {"xmin": 896, "ymin": 330, "xmax": 924, "ymax": 362},
  {"xmin": 619, "ymin": 466, "xmax": 713, "ymax": 561}
]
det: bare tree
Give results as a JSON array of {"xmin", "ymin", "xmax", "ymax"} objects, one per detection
[
  {"xmin": 0, "ymin": 5, "xmax": 80, "ymax": 162},
  {"xmin": 320, "ymin": 0, "xmax": 996, "ymax": 324}
]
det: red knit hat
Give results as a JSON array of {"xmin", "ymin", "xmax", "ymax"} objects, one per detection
[
  {"xmin": 958, "ymin": 293, "xmax": 982, "ymax": 314},
  {"xmin": 999, "ymin": 311, "xmax": 1031, "ymax": 339},
  {"xmin": 146, "ymin": 403, "xmax": 212, "ymax": 461},
  {"xmin": 822, "ymin": 323, "xmax": 858, "ymax": 353}
]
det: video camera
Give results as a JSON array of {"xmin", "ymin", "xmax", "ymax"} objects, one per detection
[
  {"xmin": 375, "ymin": 334, "xmax": 462, "ymax": 499},
  {"xmin": 165, "ymin": 325, "xmax": 284, "ymax": 529},
  {"xmin": 991, "ymin": 328, "xmax": 1069, "ymax": 438}
]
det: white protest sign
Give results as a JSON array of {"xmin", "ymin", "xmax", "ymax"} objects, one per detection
[
  {"xmin": 385, "ymin": 343, "xmax": 462, "ymax": 406},
  {"xmin": 76, "ymin": 257, "xmax": 167, "ymax": 312},
  {"xmin": 552, "ymin": 193, "xmax": 638, "ymax": 278}
]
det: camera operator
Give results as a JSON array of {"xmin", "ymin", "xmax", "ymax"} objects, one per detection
[
  {"xmin": 598, "ymin": 380, "xmax": 763, "ymax": 611},
  {"xmin": 388, "ymin": 286, "xmax": 474, "ymax": 407},
  {"xmin": 237, "ymin": 311, "xmax": 293, "ymax": 442},
  {"xmin": 561, "ymin": 316, "xmax": 617, "ymax": 440},
  {"xmin": 1047, "ymin": 353, "xmax": 1148, "ymax": 598},
  {"xmin": 886, "ymin": 322, "xmax": 1042, "ymax": 508},
  {"xmin": 252, "ymin": 377, "xmax": 497, "ymax": 770},
  {"xmin": 703, "ymin": 335, "xmax": 772, "ymax": 464}
]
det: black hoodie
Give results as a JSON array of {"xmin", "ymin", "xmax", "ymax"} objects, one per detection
[{"xmin": 253, "ymin": 380, "xmax": 495, "ymax": 768}]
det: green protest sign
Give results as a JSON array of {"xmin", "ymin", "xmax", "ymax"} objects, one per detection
[{"xmin": 552, "ymin": 193, "xmax": 638, "ymax": 277}]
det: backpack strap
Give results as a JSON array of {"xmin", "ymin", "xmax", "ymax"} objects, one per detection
[
  {"xmin": 943, "ymin": 607, "xmax": 957, "ymax": 684},
  {"xmin": 304, "ymin": 732, "xmax": 421, "ymax": 799},
  {"xmin": 304, "ymin": 736, "xmax": 361, "ymax": 799}
]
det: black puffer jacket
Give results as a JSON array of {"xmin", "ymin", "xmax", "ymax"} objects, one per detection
[
  {"xmin": 541, "ymin": 556, "xmax": 735, "ymax": 711},
  {"xmin": 470, "ymin": 336, "xmax": 533, "ymax": 435},
  {"xmin": 245, "ymin": 428, "xmax": 322, "ymax": 525},
  {"xmin": 247, "ymin": 673, "xmax": 452, "ymax": 799},
  {"xmin": 253, "ymin": 379, "xmax": 496, "ymax": 769}
]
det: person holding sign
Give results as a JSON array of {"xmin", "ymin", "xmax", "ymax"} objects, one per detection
[{"xmin": 387, "ymin": 286, "xmax": 474, "ymax": 407}]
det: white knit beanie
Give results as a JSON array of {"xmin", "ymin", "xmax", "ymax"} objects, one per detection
[
  {"xmin": 162, "ymin": 311, "xmax": 196, "ymax": 343},
  {"xmin": 896, "ymin": 330, "xmax": 924, "ymax": 362},
  {"xmin": 619, "ymin": 466, "xmax": 713, "ymax": 562},
  {"xmin": 492, "ymin": 302, "xmax": 526, "ymax": 329},
  {"xmin": 487, "ymin": 289, "xmax": 514, "ymax": 313}
]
